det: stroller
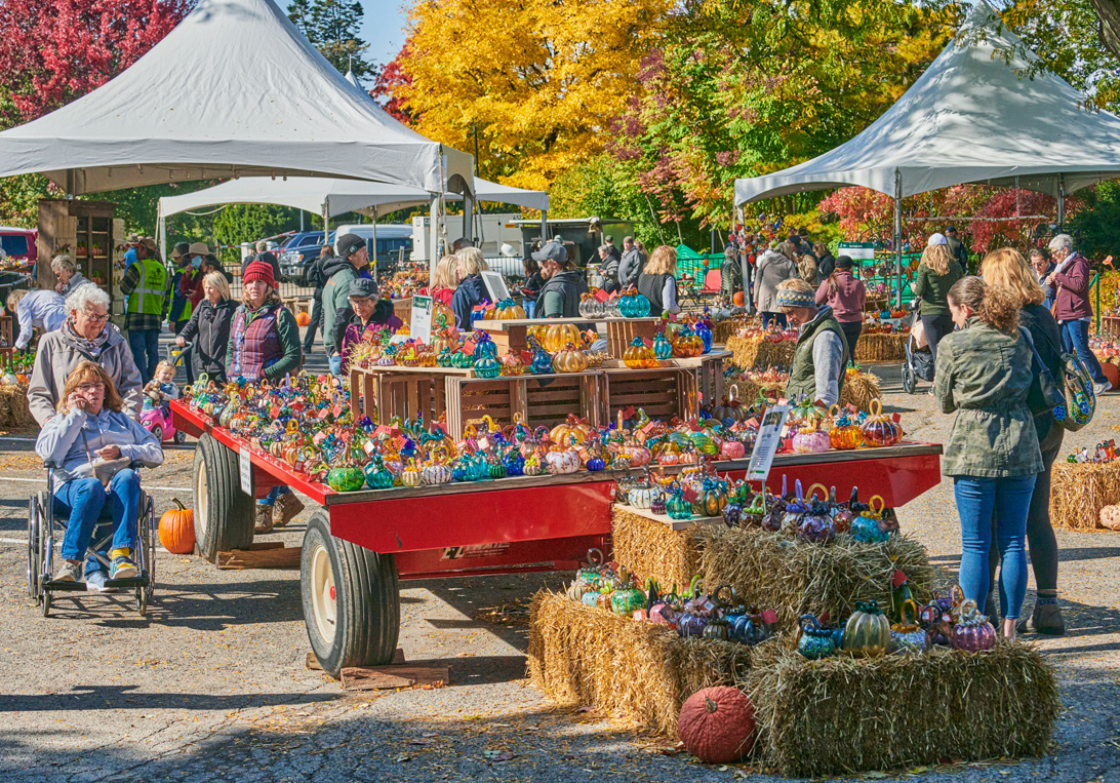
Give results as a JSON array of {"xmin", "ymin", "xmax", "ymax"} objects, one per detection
[{"xmin": 901, "ymin": 304, "xmax": 934, "ymax": 394}]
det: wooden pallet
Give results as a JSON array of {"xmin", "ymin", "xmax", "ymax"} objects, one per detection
[
  {"xmin": 444, "ymin": 371, "xmax": 601, "ymax": 438},
  {"xmin": 600, "ymin": 367, "xmax": 697, "ymax": 423}
]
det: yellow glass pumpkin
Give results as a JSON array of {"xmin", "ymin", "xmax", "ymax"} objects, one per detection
[
  {"xmin": 552, "ymin": 343, "xmax": 590, "ymax": 373},
  {"xmin": 550, "ymin": 414, "xmax": 589, "ymax": 449},
  {"xmin": 545, "ymin": 323, "xmax": 582, "ymax": 353},
  {"xmin": 623, "ymin": 337, "xmax": 657, "ymax": 369},
  {"xmin": 496, "ymin": 299, "xmax": 527, "ymax": 320}
]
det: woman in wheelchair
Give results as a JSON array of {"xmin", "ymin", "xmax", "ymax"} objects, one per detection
[{"xmin": 35, "ymin": 361, "xmax": 164, "ymax": 588}]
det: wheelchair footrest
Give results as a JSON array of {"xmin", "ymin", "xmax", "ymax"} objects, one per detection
[{"xmin": 44, "ymin": 572, "xmax": 150, "ymax": 591}]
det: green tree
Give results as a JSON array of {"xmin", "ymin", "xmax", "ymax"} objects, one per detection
[
  {"xmin": 288, "ymin": 0, "xmax": 376, "ymax": 81},
  {"xmin": 212, "ymin": 205, "xmax": 300, "ymax": 265}
]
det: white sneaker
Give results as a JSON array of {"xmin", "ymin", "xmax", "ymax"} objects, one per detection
[
  {"xmin": 85, "ymin": 570, "xmax": 118, "ymax": 593},
  {"xmin": 1094, "ymin": 381, "xmax": 1111, "ymax": 396}
]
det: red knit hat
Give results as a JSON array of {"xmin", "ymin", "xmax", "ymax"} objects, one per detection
[{"xmin": 243, "ymin": 259, "xmax": 276, "ymax": 288}]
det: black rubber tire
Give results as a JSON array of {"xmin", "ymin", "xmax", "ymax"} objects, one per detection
[
  {"xmin": 151, "ymin": 425, "xmax": 163, "ymax": 444},
  {"xmin": 193, "ymin": 434, "xmax": 255, "ymax": 562},
  {"xmin": 41, "ymin": 591, "xmax": 51, "ymax": 617},
  {"xmin": 301, "ymin": 512, "xmax": 400, "ymax": 678},
  {"xmin": 902, "ymin": 363, "xmax": 916, "ymax": 395},
  {"xmin": 174, "ymin": 430, "xmax": 187, "ymax": 445},
  {"xmin": 26, "ymin": 495, "xmax": 39, "ymax": 599}
]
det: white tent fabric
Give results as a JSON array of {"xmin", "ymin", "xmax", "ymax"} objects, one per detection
[
  {"xmin": 734, "ymin": 1, "xmax": 1120, "ymax": 205},
  {"xmin": 158, "ymin": 176, "xmax": 549, "ymax": 218},
  {"xmin": 0, "ymin": 0, "xmax": 472, "ymax": 196}
]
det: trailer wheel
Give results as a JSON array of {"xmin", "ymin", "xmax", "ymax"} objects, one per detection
[
  {"xmin": 301, "ymin": 512, "xmax": 400, "ymax": 678},
  {"xmin": 193, "ymin": 433, "xmax": 255, "ymax": 562}
]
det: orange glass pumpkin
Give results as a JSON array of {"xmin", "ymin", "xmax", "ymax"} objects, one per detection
[
  {"xmin": 545, "ymin": 323, "xmax": 582, "ymax": 353},
  {"xmin": 623, "ymin": 337, "xmax": 658, "ymax": 369},
  {"xmin": 552, "ymin": 343, "xmax": 590, "ymax": 373},
  {"xmin": 296, "ymin": 311, "xmax": 311, "ymax": 327},
  {"xmin": 550, "ymin": 414, "xmax": 590, "ymax": 449},
  {"xmin": 158, "ymin": 498, "xmax": 196, "ymax": 554},
  {"xmin": 496, "ymin": 298, "xmax": 527, "ymax": 320},
  {"xmin": 500, "ymin": 350, "xmax": 525, "ymax": 376}
]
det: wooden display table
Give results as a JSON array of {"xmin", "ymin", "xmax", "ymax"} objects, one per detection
[{"xmin": 474, "ymin": 317, "xmax": 661, "ymax": 357}]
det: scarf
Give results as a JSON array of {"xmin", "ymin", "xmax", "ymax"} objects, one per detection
[{"xmin": 65, "ymin": 320, "xmax": 110, "ymax": 359}]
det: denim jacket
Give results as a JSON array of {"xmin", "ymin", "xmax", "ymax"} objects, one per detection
[{"xmin": 934, "ymin": 317, "xmax": 1043, "ymax": 478}]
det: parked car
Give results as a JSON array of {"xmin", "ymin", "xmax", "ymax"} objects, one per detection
[
  {"xmin": 333, "ymin": 224, "xmax": 413, "ymax": 277},
  {"xmin": 279, "ymin": 231, "xmax": 334, "ymax": 285},
  {"xmin": 0, "ymin": 226, "xmax": 38, "ymax": 267}
]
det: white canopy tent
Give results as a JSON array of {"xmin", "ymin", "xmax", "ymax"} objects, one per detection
[
  {"xmin": 157, "ymin": 176, "xmax": 550, "ymax": 265},
  {"xmin": 733, "ymin": 1, "xmax": 1120, "ymax": 301}
]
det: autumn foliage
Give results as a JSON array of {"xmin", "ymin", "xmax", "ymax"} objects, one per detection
[{"xmin": 0, "ymin": 0, "xmax": 192, "ymax": 126}]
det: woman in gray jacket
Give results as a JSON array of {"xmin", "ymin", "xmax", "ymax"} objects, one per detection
[
  {"xmin": 753, "ymin": 241, "xmax": 799, "ymax": 328},
  {"xmin": 27, "ymin": 285, "xmax": 144, "ymax": 426}
]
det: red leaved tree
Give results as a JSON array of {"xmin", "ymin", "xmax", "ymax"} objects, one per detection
[
  {"xmin": 371, "ymin": 44, "xmax": 413, "ymax": 124},
  {"xmin": 0, "ymin": 0, "xmax": 194, "ymax": 126}
]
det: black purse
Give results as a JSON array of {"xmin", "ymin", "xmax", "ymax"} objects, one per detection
[{"xmin": 1019, "ymin": 327, "xmax": 1063, "ymax": 417}]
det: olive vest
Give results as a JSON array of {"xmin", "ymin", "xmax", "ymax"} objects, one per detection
[{"xmin": 786, "ymin": 310, "xmax": 850, "ymax": 403}]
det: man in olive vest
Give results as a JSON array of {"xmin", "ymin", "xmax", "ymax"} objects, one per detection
[
  {"xmin": 120, "ymin": 238, "xmax": 168, "ymax": 384},
  {"xmin": 776, "ymin": 278, "xmax": 849, "ymax": 407}
]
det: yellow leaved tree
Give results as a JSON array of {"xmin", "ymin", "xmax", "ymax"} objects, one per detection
[{"xmin": 396, "ymin": 0, "xmax": 674, "ymax": 191}]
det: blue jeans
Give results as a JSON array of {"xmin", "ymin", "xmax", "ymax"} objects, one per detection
[
  {"xmin": 259, "ymin": 485, "xmax": 290, "ymax": 507},
  {"xmin": 54, "ymin": 471, "xmax": 140, "ymax": 574},
  {"xmin": 524, "ymin": 300, "xmax": 536, "ymax": 319},
  {"xmin": 128, "ymin": 328, "xmax": 161, "ymax": 385},
  {"xmin": 954, "ymin": 474, "xmax": 1036, "ymax": 619},
  {"xmin": 1061, "ymin": 319, "xmax": 1107, "ymax": 385},
  {"xmin": 329, "ymin": 354, "xmax": 343, "ymax": 377}
]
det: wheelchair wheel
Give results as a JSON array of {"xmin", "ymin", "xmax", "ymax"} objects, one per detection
[
  {"xmin": 136, "ymin": 586, "xmax": 148, "ymax": 616},
  {"xmin": 27, "ymin": 495, "xmax": 39, "ymax": 599},
  {"xmin": 41, "ymin": 591, "xmax": 51, "ymax": 617},
  {"xmin": 140, "ymin": 493, "xmax": 156, "ymax": 612}
]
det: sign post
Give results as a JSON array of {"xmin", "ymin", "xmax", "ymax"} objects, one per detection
[{"xmin": 746, "ymin": 404, "xmax": 790, "ymax": 483}]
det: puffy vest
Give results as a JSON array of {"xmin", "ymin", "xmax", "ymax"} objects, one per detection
[
  {"xmin": 230, "ymin": 305, "xmax": 281, "ymax": 382},
  {"xmin": 127, "ymin": 258, "xmax": 167, "ymax": 316},
  {"xmin": 786, "ymin": 311, "xmax": 850, "ymax": 403}
]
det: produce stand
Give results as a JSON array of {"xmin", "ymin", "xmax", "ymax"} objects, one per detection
[{"xmin": 173, "ymin": 398, "xmax": 941, "ymax": 677}]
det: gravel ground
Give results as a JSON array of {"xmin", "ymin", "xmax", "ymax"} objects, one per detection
[{"xmin": 1, "ymin": 359, "xmax": 1119, "ymax": 783}]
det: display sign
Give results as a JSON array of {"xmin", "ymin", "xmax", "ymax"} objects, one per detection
[
  {"xmin": 746, "ymin": 404, "xmax": 790, "ymax": 482},
  {"xmin": 838, "ymin": 241, "xmax": 876, "ymax": 261},
  {"xmin": 481, "ymin": 270, "xmax": 512, "ymax": 303},
  {"xmin": 410, "ymin": 294, "xmax": 433, "ymax": 345},
  {"xmin": 239, "ymin": 446, "xmax": 253, "ymax": 497}
]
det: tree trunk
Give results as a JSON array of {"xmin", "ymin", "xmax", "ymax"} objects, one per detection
[{"xmin": 1090, "ymin": 0, "xmax": 1120, "ymax": 61}]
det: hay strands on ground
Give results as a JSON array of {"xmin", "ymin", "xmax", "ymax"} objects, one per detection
[{"xmin": 743, "ymin": 644, "xmax": 1060, "ymax": 777}]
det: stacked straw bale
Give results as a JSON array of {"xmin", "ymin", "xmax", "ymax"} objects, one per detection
[
  {"xmin": 725, "ymin": 336, "xmax": 795, "ymax": 372},
  {"xmin": 855, "ymin": 333, "xmax": 906, "ymax": 362},
  {"xmin": 840, "ymin": 369, "xmax": 881, "ymax": 412},
  {"xmin": 743, "ymin": 645, "xmax": 1060, "ymax": 776},
  {"xmin": 611, "ymin": 506, "xmax": 705, "ymax": 590},
  {"xmin": 0, "ymin": 384, "xmax": 35, "ymax": 430},
  {"xmin": 1049, "ymin": 460, "xmax": 1120, "ymax": 531},
  {"xmin": 527, "ymin": 591, "xmax": 756, "ymax": 736}
]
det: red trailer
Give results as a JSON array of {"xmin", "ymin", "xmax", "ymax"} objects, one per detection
[{"xmin": 172, "ymin": 400, "xmax": 942, "ymax": 677}]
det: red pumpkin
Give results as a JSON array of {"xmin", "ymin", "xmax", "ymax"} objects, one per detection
[
  {"xmin": 678, "ymin": 687, "xmax": 757, "ymax": 764},
  {"xmin": 159, "ymin": 498, "xmax": 196, "ymax": 554}
]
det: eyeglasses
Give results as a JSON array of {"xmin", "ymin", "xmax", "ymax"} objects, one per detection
[
  {"xmin": 76, "ymin": 383, "xmax": 105, "ymax": 393},
  {"xmin": 82, "ymin": 311, "xmax": 110, "ymax": 323}
]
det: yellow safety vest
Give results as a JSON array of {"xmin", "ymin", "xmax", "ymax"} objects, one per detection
[{"xmin": 127, "ymin": 258, "xmax": 167, "ymax": 316}]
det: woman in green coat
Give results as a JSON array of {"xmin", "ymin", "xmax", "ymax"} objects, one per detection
[
  {"xmin": 934, "ymin": 276, "xmax": 1042, "ymax": 640},
  {"xmin": 912, "ymin": 233, "xmax": 964, "ymax": 385}
]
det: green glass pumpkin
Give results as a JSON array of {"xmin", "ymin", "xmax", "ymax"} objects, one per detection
[
  {"xmin": 437, "ymin": 347, "xmax": 454, "ymax": 368},
  {"xmin": 327, "ymin": 465, "xmax": 365, "ymax": 492},
  {"xmin": 666, "ymin": 484, "xmax": 693, "ymax": 520},
  {"xmin": 475, "ymin": 355, "xmax": 501, "ymax": 379},
  {"xmin": 451, "ymin": 350, "xmax": 474, "ymax": 369},
  {"xmin": 611, "ymin": 584, "xmax": 645, "ymax": 616},
  {"xmin": 653, "ymin": 332, "xmax": 673, "ymax": 360},
  {"xmin": 363, "ymin": 456, "xmax": 394, "ymax": 490},
  {"xmin": 843, "ymin": 600, "xmax": 892, "ymax": 658}
]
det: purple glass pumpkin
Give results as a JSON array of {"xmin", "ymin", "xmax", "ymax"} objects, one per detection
[
  {"xmin": 951, "ymin": 599, "xmax": 997, "ymax": 652},
  {"xmin": 797, "ymin": 507, "xmax": 836, "ymax": 543}
]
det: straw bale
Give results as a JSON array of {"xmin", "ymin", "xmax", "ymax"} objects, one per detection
[
  {"xmin": 696, "ymin": 526, "xmax": 934, "ymax": 633},
  {"xmin": 611, "ymin": 506, "xmax": 705, "ymax": 591},
  {"xmin": 712, "ymin": 320, "xmax": 742, "ymax": 345},
  {"xmin": 855, "ymin": 333, "xmax": 906, "ymax": 362},
  {"xmin": 726, "ymin": 336, "xmax": 795, "ymax": 371},
  {"xmin": 839, "ymin": 369, "xmax": 880, "ymax": 413},
  {"xmin": 0, "ymin": 384, "xmax": 36, "ymax": 430},
  {"xmin": 1049, "ymin": 460, "xmax": 1120, "ymax": 531},
  {"xmin": 527, "ymin": 591, "xmax": 755, "ymax": 736},
  {"xmin": 744, "ymin": 644, "xmax": 1060, "ymax": 777}
]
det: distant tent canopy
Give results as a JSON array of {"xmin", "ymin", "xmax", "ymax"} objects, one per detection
[
  {"xmin": 734, "ymin": 0, "xmax": 1120, "ymax": 208},
  {"xmin": 0, "ymin": 0, "xmax": 472, "ymax": 197}
]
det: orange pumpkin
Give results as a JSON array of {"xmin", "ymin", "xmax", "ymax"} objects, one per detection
[
  {"xmin": 296, "ymin": 312, "xmax": 311, "ymax": 327},
  {"xmin": 678, "ymin": 687, "xmax": 757, "ymax": 763},
  {"xmin": 159, "ymin": 498, "xmax": 196, "ymax": 554}
]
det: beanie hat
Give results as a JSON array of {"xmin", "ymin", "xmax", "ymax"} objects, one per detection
[
  {"xmin": 243, "ymin": 260, "xmax": 276, "ymax": 288},
  {"xmin": 775, "ymin": 287, "xmax": 816, "ymax": 309},
  {"xmin": 336, "ymin": 233, "xmax": 366, "ymax": 259}
]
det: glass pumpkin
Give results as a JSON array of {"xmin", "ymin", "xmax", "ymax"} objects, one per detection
[
  {"xmin": 843, "ymin": 600, "xmax": 891, "ymax": 657},
  {"xmin": 849, "ymin": 495, "xmax": 891, "ymax": 543},
  {"xmin": 792, "ymin": 423, "xmax": 831, "ymax": 454},
  {"xmin": 890, "ymin": 599, "xmax": 929, "ymax": 654},
  {"xmin": 327, "ymin": 465, "xmax": 365, "ymax": 492},
  {"xmin": 472, "ymin": 331, "xmax": 499, "ymax": 361},
  {"xmin": 666, "ymin": 483, "xmax": 693, "ymax": 520},
  {"xmin": 474, "ymin": 354, "xmax": 501, "ymax": 379},
  {"xmin": 828, "ymin": 407, "xmax": 864, "ymax": 450},
  {"xmin": 544, "ymin": 323, "xmax": 582, "ymax": 353},
  {"xmin": 951, "ymin": 599, "xmax": 998, "ymax": 652},
  {"xmin": 694, "ymin": 318, "xmax": 713, "ymax": 354},
  {"xmin": 623, "ymin": 337, "xmax": 657, "ymax": 369},
  {"xmin": 618, "ymin": 287, "xmax": 651, "ymax": 318},
  {"xmin": 496, "ymin": 298, "xmax": 526, "ymax": 320},
  {"xmin": 611, "ymin": 584, "xmax": 645, "ymax": 615},
  {"xmin": 552, "ymin": 343, "xmax": 590, "ymax": 373},
  {"xmin": 499, "ymin": 350, "xmax": 525, "ymax": 376},
  {"xmin": 528, "ymin": 338, "xmax": 554, "ymax": 375},
  {"xmin": 672, "ymin": 326, "xmax": 704, "ymax": 358},
  {"xmin": 798, "ymin": 614, "xmax": 838, "ymax": 659},
  {"xmin": 860, "ymin": 399, "xmax": 904, "ymax": 447},
  {"xmin": 653, "ymin": 332, "xmax": 674, "ymax": 360}
]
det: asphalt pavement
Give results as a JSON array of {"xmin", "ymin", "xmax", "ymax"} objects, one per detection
[{"xmin": 1, "ymin": 357, "xmax": 1119, "ymax": 783}]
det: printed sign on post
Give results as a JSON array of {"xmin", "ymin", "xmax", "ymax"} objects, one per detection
[
  {"xmin": 239, "ymin": 446, "xmax": 253, "ymax": 497},
  {"xmin": 410, "ymin": 294, "xmax": 433, "ymax": 345},
  {"xmin": 746, "ymin": 404, "xmax": 789, "ymax": 482},
  {"xmin": 838, "ymin": 241, "xmax": 877, "ymax": 261}
]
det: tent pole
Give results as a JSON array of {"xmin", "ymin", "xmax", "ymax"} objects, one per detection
[
  {"xmin": 429, "ymin": 194, "xmax": 440, "ymax": 285},
  {"xmin": 894, "ymin": 171, "xmax": 903, "ymax": 310},
  {"xmin": 737, "ymin": 205, "xmax": 752, "ymax": 313},
  {"xmin": 322, "ymin": 198, "xmax": 330, "ymax": 248},
  {"xmin": 541, "ymin": 209, "xmax": 548, "ymax": 243},
  {"xmin": 462, "ymin": 194, "xmax": 473, "ymax": 246},
  {"xmin": 1057, "ymin": 175, "xmax": 1066, "ymax": 230},
  {"xmin": 371, "ymin": 207, "xmax": 378, "ymax": 283}
]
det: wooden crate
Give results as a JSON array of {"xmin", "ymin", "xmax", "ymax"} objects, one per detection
[
  {"xmin": 393, "ymin": 297, "xmax": 412, "ymax": 328},
  {"xmin": 604, "ymin": 318, "xmax": 660, "ymax": 358},
  {"xmin": 444, "ymin": 372, "xmax": 600, "ymax": 438},
  {"xmin": 349, "ymin": 367, "xmax": 462, "ymax": 426},
  {"xmin": 1102, "ymin": 316, "xmax": 1120, "ymax": 338},
  {"xmin": 600, "ymin": 367, "xmax": 697, "ymax": 423}
]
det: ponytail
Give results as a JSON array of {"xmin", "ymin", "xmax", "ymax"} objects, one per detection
[{"xmin": 947, "ymin": 276, "xmax": 1019, "ymax": 335}]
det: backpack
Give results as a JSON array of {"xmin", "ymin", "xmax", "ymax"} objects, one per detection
[{"xmin": 1026, "ymin": 324, "xmax": 1096, "ymax": 432}]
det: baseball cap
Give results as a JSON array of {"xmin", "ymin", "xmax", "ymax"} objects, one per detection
[
  {"xmin": 532, "ymin": 239, "xmax": 567, "ymax": 264},
  {"xmin": 336, "ymin": 233, "xmax": 366, "ymax": 259},
  {"xmin": 927, "ymin": 233, "xmax": 949, "ymax": 247},
  {"xmin": 604, "ymin": 235, "xmax": 614, "ymax": 243},
  {"xmin": 348, "ymin": 278, "xmax": 379, "ymax": 299}
]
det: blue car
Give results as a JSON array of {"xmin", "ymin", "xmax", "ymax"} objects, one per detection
[{"xmin": 279, "ymin": 231, "xmax": 334, "ymax": 285}]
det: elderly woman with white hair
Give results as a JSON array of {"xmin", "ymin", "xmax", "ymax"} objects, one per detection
[
  {"xmin": 50, "ymin": 254, "xmax": 94, "ymax": 296},
  {"xmin": 1044, "ymin": 233, "xmax": 1111, "ymax": 395},
  {"xmin": 27, "ymin": 284, "xmax": 144, "ymax": 426}
]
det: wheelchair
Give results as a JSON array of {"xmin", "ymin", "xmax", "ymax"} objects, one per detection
[{"xmin": 26, "ymin": 461, "xmax": 157, "ymax": 617}]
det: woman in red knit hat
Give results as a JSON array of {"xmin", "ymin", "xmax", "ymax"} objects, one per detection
[{"xmin": 228, "ymin": 259, "xmax": 305, "ymax": 532}]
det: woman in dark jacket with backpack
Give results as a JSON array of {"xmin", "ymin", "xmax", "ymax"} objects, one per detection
[
  {"xmin": 981, "ymin": 249, "xmax": 1065, "ymax": 635},
  {"xmin": 175, "ymin": 272, "xmax": 237, "ymax": 385}
]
